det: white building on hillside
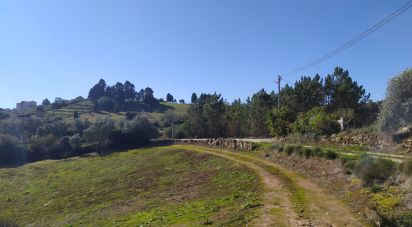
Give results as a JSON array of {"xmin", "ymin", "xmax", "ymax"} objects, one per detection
[{"xmin": 16, "ymin": 101, "xmax": 37, "ymax": 113}]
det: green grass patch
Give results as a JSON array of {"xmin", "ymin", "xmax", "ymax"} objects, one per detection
[{"xmin": 0, "ymin": 146, "xmax": 262, "ymax": 226}]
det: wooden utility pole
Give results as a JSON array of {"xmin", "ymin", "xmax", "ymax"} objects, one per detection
[
  {"xmin": 277, "ymin": 75, "xmax": 281, "ymax": 110},
  {"xmin": 171, "ymin": 107, "xmax": 174, "ymax": 140}
]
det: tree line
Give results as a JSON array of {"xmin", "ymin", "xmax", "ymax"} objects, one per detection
[
  {"xmin": 183, "ymin": 67, "xmax": 379, "ymax": 138},
  {"xmin": 88, "ymin": 79, "xmax": 160, "ymax": 112}
]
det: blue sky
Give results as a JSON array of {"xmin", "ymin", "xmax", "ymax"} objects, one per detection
[{"xmin": 0, "ymin": 0, "xmax": 411, "ymax": 108}]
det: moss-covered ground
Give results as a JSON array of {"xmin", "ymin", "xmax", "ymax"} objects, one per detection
[{"xmin": 0, "ymin": 146, "xmax": 262, "ymax": 226}]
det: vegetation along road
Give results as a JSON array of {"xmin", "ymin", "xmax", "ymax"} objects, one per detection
[{"xmin": 174, "ymin": 144, "xmax": 368, "ymax": 227}]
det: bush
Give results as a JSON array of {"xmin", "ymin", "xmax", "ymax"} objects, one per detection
[
  {"xmin": 400, "ymin": 159, "xmax": 412, "ymax": 176},
  {"xmin": 97, "ymin": 96, "xmax": 115, "ymax": 111},
  {"xmin": 69, "ymin": 133, "xmax": 82, "ymax": 151},
  {"xmin": 303, "ymin": 147, "xmax": 313, "ymax": 158},
  {"xmin": 396, "ymin": 211, "xmax": 412, "ymax": 227},
  {"xmin": 291, "ymin": 107, "xmax": 340, "ymax": 136},
  {"xmin": 325, "ymin": 150, "xmax": 338, "ymax": 160},
  {"xmin": 378, "ymin": 68, "xmax": 412, "ymax": 131},
  {"xmin": 125, "ymin": 111, "xmax": 137, "ymax": 120},
  {"xmin": 0, "ymin": 219, "xmax": 18, "ymax": 227},
  {"xmin": 83, "ymin": 117, "xmax": 115, "ymax": 145},
  {"xmin": 278, "ymin": 145, "xmax": 284, "ymax": 152},
  {"xmin": 312, "ymin": 147, "xmax": 323, "ymax": 157},
  {"xmin": 49, "ymin": 136, "xmax": 72, "ymax": 159},
  {"xmin": 340, "ymin": 155, "xmax": 358, "ymax": 174},
  {"xmin": 295, "ymin": 145, "xmax": 304, "ymax": 156},
  {"xmin": 266, "ymin": 107, "xmax": 297, "ymax": 136},
  {"xmin": 123, "ymin": 116, "xmax": 159, "ymax": 139},
  {"xmin": 176, "ymin": 131, "xmax": 186, "ymax": 139},
  {"xmin": 285, "ymin": 145, "xmax": 295, "ymax": 155},
  {"xmin": 355, "ymin": 155, "xmax": 397, "ymax": 186},
  {"xmin": 36, "ymin": 118, "xmax": 69, "ymax": 137},
  {"xmin": 0, "ymin": 134, "xmax": 24, "ymax": 166},
  {"xmin": 30, "ymin": 134, "xmax": 57, "ymax": 159}
]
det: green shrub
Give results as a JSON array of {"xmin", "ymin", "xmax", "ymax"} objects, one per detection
[
  {"xmin": 0, "ymin": 220, "xmax": 18, "ymax": 227},
  {"xmin": 295, "ymin": 145, "xmax": 304, "ymax": 156},
  {"xmin": 278, "ymin": 145, "xmax": 284, "ymax": 153},
  {"xmin": 396, "ymin": 211, "xmax": 412, "ymax": 227},
  {"xmin": 355, "ymin": 155, "xmax": 397, "ymax": 186},
  {"xmin": 0, "ymin": 134, "xmax": 25, "ymax": 166},
  {"xmin": 400, "ymin": 159, "xmax": 412, "ymax": 176},
  {"xmin": 312, "ymin": 147, "xmax": 323, "ymax": 157},
  {"xmin": 291, "ymin": 107, "xmax": 340, "ymax": 136},
  {"xmin": 325, "ymin": 150, "xmax": 338, "ymax": 160},
  {"xmin": 285, "ymin": 145, "xmax": 295, "ymax": 155},
  {"xmin": 303, "ymin": 147, "xmax": 313, "ymax": 158},
  {"xmin": 340, "ymin": 155, "xmax": 357, "ymax": 174}
]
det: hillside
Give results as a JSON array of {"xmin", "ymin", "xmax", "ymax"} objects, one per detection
[
  {"xmin": 45, "ymin": 100, "xmax": 190, "ymax": 138},
  {"xmin": 0, "ymin": 146, "xmax": 261, "ymax": 226}
]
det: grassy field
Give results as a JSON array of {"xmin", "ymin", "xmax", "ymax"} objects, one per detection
[
  {"xmin": 47, "ymin": 101, "xmax": 94, "ymax": 119},
  {"xmin": 0, "ymin": 146, "xmax": 262, "ymax": 226}
]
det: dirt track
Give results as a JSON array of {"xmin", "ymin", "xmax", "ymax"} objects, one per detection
[{"xmin": 174, "ymin": 145, "xmax": 367, "ymax": 227}]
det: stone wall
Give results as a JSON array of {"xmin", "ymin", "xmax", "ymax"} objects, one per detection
[
  {"xmin": 319, "ymin": 134, "xmax": 393, "ymax": 150},
  {"xmin": 402, "ymin": 139, "xmax": 412, "ymax": 153},
  {"xmin": 175, "ymin": 139, "xmax": 255, "ymax": 151}
]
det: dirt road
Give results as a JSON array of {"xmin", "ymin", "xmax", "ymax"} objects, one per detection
[{"xmin": 173, "ymin": 145, "xmax": 367, "ymax": 227}]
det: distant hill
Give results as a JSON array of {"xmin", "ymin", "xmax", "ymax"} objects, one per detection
[{"xmin": 45, "ymin": 100, "xmax": 190, "ymax": 138}]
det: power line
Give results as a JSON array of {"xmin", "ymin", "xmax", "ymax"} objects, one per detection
[
  {"xmin": 281, "ymin": 0, "xmax": 412, "ymax": 77},
  {"xmin": 186, "ymin": 1, "xmax": 412, "ymax": 108}
]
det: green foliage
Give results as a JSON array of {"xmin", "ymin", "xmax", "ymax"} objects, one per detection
[
  {"xmin": 312, "ymin": 146, "xmax": 323, "ymax": 157},
  {"xmin": 30, "ymin": 134, "xmax": 57, "ymax": 156},
  {"xmin": 166, "ymin": 93, "xmax": 174, "ymax": 102},
  {"xmin": 0, "ymin": 147, "xmax": 262, "ymax": 226},
  {"xmin": 191, "ymin": 93, "xmax": 198, "ymax": 104},
  {"xmin": 0, "ymin": 134, "xmax": 24, "ymax": 166},
  {"xmin": 324, "ymin": 150, "xmax": 338, "ymax": 160},
  {"xmin": 293, "ymin": 74, "xmax": 325, "ymax": 112},
  {"xmin": 249, "ymin": 89, "xmax": 276, "ymax": 137},
  {"xmin": 396, "ymin": 211, "xmax": 412, "ymax": 227},
  {"xmin": 184, "ymin": 93, "xmax": 226, "ymax": 138},
  {"xmin": 266, "ymin": 107, "xmax": 296, "ymax": 136},
  {"xmin": 69, "ymin": 134, "xmax": 82, "ymax": 151},
  {"xmin": 291, "ymin": 107, "xmax": 340, "ymax": 135},
  {"xmin": 42, "ymin": 98, "xmax": 51, "ymax": 107},
  {"xmin": 303, "ymin": 147, "xmax": 313, "ymax": 158},
  {"xmin": 73, "ymin": 111, "xmax": 79, "ymax": 119},
  {"xmin": 83, "ymin": 117, "xmax": 115, "ymax": 146},
  {"xmin": 354, "ymin": 155, "xmax": 397, "ymax": 186},
  {"xmin": 285, "ymin": 145, "xmax": 295, "ymax": 155},
  {"xmin": 226, "ymin": 99, "xmax": 249, "ymax": 137},
  {"xmin": 97, "ymin": 96, "xmax": 115, "ymax": 111},
  {"xmin": 88, "ymin": 79, "xmax": 106, "ymax": 102},
  {"xmin": 123, "ymin": 116, "xmax": 159, "ymax": 139},
  {"xmin": 324, "ymin": 67, "xmax": 370, "ymax": 110},
  {"xmin": 400, "ymin": 158, "xmax": 412, "ymax": 176},
  {"xmin": 378, "ymin": 68, "xmax": 412, "ymax": 131}
]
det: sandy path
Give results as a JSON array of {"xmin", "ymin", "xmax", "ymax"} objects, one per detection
[{"xmin": 174, "ymin": 145, "xmax": 367, "ymax": 227}]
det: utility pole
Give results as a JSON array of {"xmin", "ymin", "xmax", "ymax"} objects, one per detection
[
  {"xmin": 171, "ymin": 107, "xmax": 174, "ymax": 140},
  {"xmin": 277, "ymin": 75, "xmax": 281, "ymax": 111}
]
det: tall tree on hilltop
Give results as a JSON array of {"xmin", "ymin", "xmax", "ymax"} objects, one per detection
[
  {"xmin": 124, "ymin": 81, "xmax": 137, "ymax": 102},
  {"xmin": 191, "ymin": 93, "xmax": 198, "ymax": 104},
  {"xmin": 88, "ymin": 79, "xmax": 106, "ymax": 102},
  {"xmin": 324, "ymin": 67, "xmax": 370, "ymax": 110},
  {"xmin": 226, "ymin": 99, "xmax": 249, "ymax": 137},
  {"xmin": 113, "ymin": 82, "xmax": 125, "ymax": 107},
  {"xmin": 249, "ymin": 89, "xmax": 275, "ymax": 137},
  {"xmin": 202, "ymin": 93, "xmax": 226, "ymax": 138},
  {"xmin": 166, "ymin": 93, "xmax": 174, "ymax": 102},
  {"xmin": 293, "ymin": 74, "xmax": 325, "ymax": 112},
  {"xmin": 143, "ymin": 87, "xmax": 159, "ymax": 106}
]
